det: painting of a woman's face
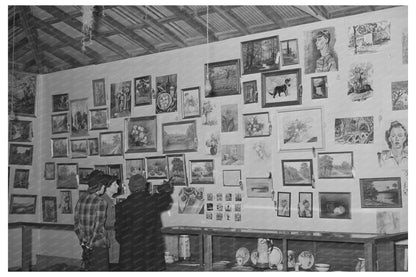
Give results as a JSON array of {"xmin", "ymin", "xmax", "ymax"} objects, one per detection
[
  {"xmin": 389, "ymin": 126, "xmax": 406, "ymax": 149},
  {"xmin": 315, "ymin": 35, "xmax": 328, "ymax": 50}
]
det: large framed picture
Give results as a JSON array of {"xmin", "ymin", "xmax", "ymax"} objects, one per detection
[
  {"xmin": 243, "ymin": 80, "xmax": 258, "ymax": 104},
  {"xmin": 78, "ymin": 167, "xmax": 93, "ymax": 184},
  {"xmin": 167, "ymin": 154, "xmax": 187, "ymax": 186},
  {"xmin": 134, "ymin": 75, "xmax": 152, "ymax": 106},
  {"xmin": 146, "ymin": 156, "xmax": 168, "ymax": 180},
  {"xmin": 70, "ymin": 98, "xmax": 88, "ymax": 137},
  {"xmin": 9, "ymin": 194, "xmax": 37, "ymax": 214},
  {"xmin": 298, "ymin": 192, "xmax": 313, "ymax": 218},
  {"xmin": 70, "ymin": 139, "xmax": 88, "ymax": 158},
  {"xmin": 262, "ymin": 68, "xmax": 302, "ymax": 108},
  {"xmin": 162, "ymin": 120, "xmax": 197, "ymax": 153},
  {"xmin": 108, "ymin": 164, "xmax": 123, "ymax": 180},
  {"xmin": 110, "ymin": 81, "xmax": 131, "ymax": 118},
  {"xmin": 282, "ymin": 159, "xmax": 313, "ymax": 186},
  {"xmin": 204, "ymin": 59, "xmax": 240, "ymax": 97},
  {"xmin": 155, "ymin": 74, "xmax": 177, "ymax": 114},
  {"xmin": 44, "ymin": 162, "xmax": 55, "ymax": 180},
  {"xmin": 281, "ymin": 39, "xmax": 299, "ymax": 66},
  {"xmin": 182, "ymin": 87, "xmax": 201, "ymax": 119},
  {"xmin": 51, "ymin": 113, "xmax": 69, "ymax": 134},
  {"xmin": 243, "ymin": 112, "xmax": 271, "ymax": 138},
  {"xmin": 89, "ymin": 108, "xmax": 109, "ymax": 130},
  {"xmin": 277, "ymin": 107, "xmax": 324, "ymax": 151},
  {"xmin": 223, "ymin": 169, "xmax": 241, "ymax": 187},
  {"xmin": 319, "ymin": 192, "xmax": 351, "ymax": 219},
  {"xmin": 57, "ymin": 163, "xmax": 78, "ymax": 189},
  {"xmin": 360, "ymin": 177, "xmax": 402, "ymax": 208},
  {"xmin": 318, "ymin": 152, "xmax": 353, "ymax": 179},
  {"xmin": 92, "ymin": 78, "xmax": 106, "ymax": 106},
  {"xmin": 42, "ymin": 196, "xmax": 57, "ymax": 222},
  {"xmin": 13, "ymin": 169, "xmax": 30, "ymax": 189},
  {"xmin": 126, "ymin": 158, "xmax": 146, "ymax": 179},
  {"xmin": 125, "ymin": 116, "xmax": 157, "ymax": 153},
  {"xmin": 88, "ymin": 138, "xmax": 99, "ymax": 156},
  {"xmin": 10, "ymin": 72, "xmax": 37, "ymax": 117},
  {"xmin": 99, "ymin": 131, "xmax": 123, "ymax": 156},
  {"xmin": 241, "ymin": 35, "xmax": 280, "ymax": 75},
  {"xmin": 9, "ymin": 144, "xmax": 33, "ymax": 165},
  {"xmin": 52, "ymin": 93, "xmax": 69, "ymax": 112},
  {"xmin": 60, "ymin": 191, "xmax": 72, "ymax": 214},
  {"xmin": 277, "ymin": 192, "xmax": 291, "ymax": 217},
  {"xmin": 9, "ymin": 120, "xmax": 33, "ymax": 142},
  {"xmin": 246, "ymin": 177, "xmax": 272, "ymax": 198},
  {"xmin": 51, "ymin": 137, "xmax": 69, "ymax": 158},
  {"xmin": 190, "ymin": 159, "xmax": 214, "ymax": 184}
]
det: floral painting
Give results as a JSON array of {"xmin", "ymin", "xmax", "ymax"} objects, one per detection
[
  {"xmin": 110, "ymin": 81, "xmax": 131, "ymax": 118},
  {"xmin": 221, "ymin": 104, "xmax": 238, "ymax": 132},
  {"xmin": 335, "ymin": 116, "xmax": 374, "ymax": 144},
  {"xmin": 204, "ymin": 132, "xmax": 220, "ymax": 156},
  {"xmin": 347, "ymin": 62, "xmax": 374, "ymax": 102},
  {"xmin": 70, "ymin": 98, "xmax": 88, "ymax": 137},
  {"xmin": 221, "ymin": 144, "xmax": 244, "ymax": 165},
  {"xmin": 9, "ymin": 72, "xmax": 37, "ymax": 117},
  {"xmin": 243, "ymin": 112, "xmax": 270, "ymax": 137},
  {"xmin": 156, "ymin": 74, "xmax": 177, "ymax": 114},
  {"xmin": 134, "ymin": 75, "xmax": 152, "ymax": 106},
  {"xmin": 391, "ymin": 81, "xmax": 408, "ymax": 111},
  {"xmin": 348, "ymin": 21, "xmax": 391, "ymax": 54},
  {"xmin": 178, "ymin": 187, "xmax": 204, "ymax": 214},
  {"xmin": 125, "ymin": 116, "xmax": 157, "ymax": 153},
  {"xmin": 202, "ymin": 100, "xmax": 217, "ymax": 126}
]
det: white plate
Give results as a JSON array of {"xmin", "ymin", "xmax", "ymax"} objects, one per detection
[
  {"xmin": 235, "ymin": 247, "xmax": 250, "ymax": 265},
  {"xmin": 269, "ymin": 246, "xmax": 283, "ymax": 267},
  {"xmin": 250, "ymin": 250, "xmax": 259, "ymax": 265},
  {"xmin": 298, "ymin": 251, "xmax": 315, "ymax": 269}
]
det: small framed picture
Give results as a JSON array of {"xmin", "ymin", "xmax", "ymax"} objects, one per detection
[
  {"xmin": 360, "ymin": 177, "xmax": 402, "ymax": 208},
  {"xmin": 9, "ymin": 119, "xmax": 34, "ymax": 142},
  {"xmin": 155, "ymin": 74, "xmax": 177, "ymax": 114},
  {"xmin": 92, "ymin": 78, "xmax": 106, "ymax": 106},
  {"xmin": 88, "ymin": 138, "xmax": 99, "ymax": 156},
  {"xmin": 60, "ymin": 191, "xmax": 72, "ymax": 214},
  {"xmin": 277, "ymin": 192, "xmax": 291, "ymax": 217},
  {"xmin": 246, "ymin": 177, "xmax": 272, "ymax": 198},
  {"xmin": 282, "ymin": 159, "xmax": 313, "ymax": 186},
  {"xmin": 70, "ymin": 98, "xmax": 89, "ymax": 137},
  {"xmin": 243, "ymin": 80, "xmax": 258, "ymax": 104},
  {"xmin": 222, "ymin": 170, "xmax": 241, "ymax": 187},
  {"xmin": 235, "ymin": 193, "xmax": 242, "ymax": 202},
  {"xmin": 162, "ymin": 120, "xmax": 198, "ymax": 153},
  {"xmin": 57, "ymin": 163, "xmax": 78, "ymax": 189},
  {"xmin": 125, "ymin": 116, "xmax": 157, "ymax": 153},
  {"xmin": 70, "ymin": 139, "xmax": 88, "ymax": 158},
  {"xmin": 99, "ymin": 131, "xmax": 123, "ymax": 156},
  {"xmin": 281, "ymin": 39, "xmax": 299, "ymax": 66},
  {"xmin": 44, "ymin": 162, "xmax": 55, "ymax": 180},
  {"xmin": 108, "ymin": 164, "xmax": 123, "ymax": 180},
  {"xmin": 311, "ymin": 76, "xmax": 328, "ymax": 99},
  {"xmin": 225, "ymin": 193, "xmax": 232, "ymax": 201},
  {"xmin": 51, "ymin": 113, "xmax": 69, "ymax": 134},
  {"xmin": 134, "ymin": 75, "xmax": 152, "ymax": 106},
  {"xmin": 205, "ymin": 59, "xmax": 241, "ymax": 97},
  {"xmin": 207, "ymin": 193, "xmax": 213, "ymax": 201},
  {"xmin": 126, "ymin": 158, "xmax": 146, "ymax": 179},
  {"xmin": 110, "ymin": 81, "xmax": 131, "ymax": 118},
  {"xmin": 51, "ymin": 137, "xmax": 69, "ymax": 158},
  {"xmin": 190, "ymin": 159, "xmax": 215, "ymax": 184},
  {"xmin": 182, "ymin": 87, "xmax": 201, "ymax": 119},
  {"xmin": 318, "ymin": 152, "xmax": 353, "ymax": 179},
  {"xmin": 146, "ymin": 156, "xmax": 168, "ymax": 180},
  {"xmin": 9, "ymin": 194, "xmax": 37, "ymax": 214},
  {"xmin": 13, "ymin": 169, "xmax": 30, "ymax": 189},
  {"xmin": 9, "ymin": 144, "xmax": 33, "ymax": 165},
  {"xmin": 89, "ymin": 108, "xmax": 109, "ymax": 130},
  {"xmin": 216, "ymin": 193, "xmax": 223, "ymax": 201},
  {"xmin": 319, "ymin": 192, "xmax": 351, "ymax": 219},
  {"xmin": 94, "ymin": 165, "xmax": 108, "ymax": 174},
  {"xmin": 42, "ymin": 196, "xmax": 57, "ymax": 222},
  {"xmin": 167, "ymin": 154, "xmax": 187, "ymax": 186},
  {"xmin": 78, "ymin": 168, "xmax": 93, "ymax": 185},
  {"xmin": 298, "ymin": 192, "xmax": 313, "ymax": 218},
  {"xmin": 243, "ymin": 112, "xmax": 271, "ymax": 138},
  {"xmin": 52, "ymin": 93, "xmax": 69, "ymax": 112}
]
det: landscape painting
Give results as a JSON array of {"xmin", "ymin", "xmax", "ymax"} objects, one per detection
[
  {"xmin": 125, "ymin": 116, "xmax": 157, "ymax": 153},
  {"xmin": 335, "ymin": 116, "xmax": 374, "ymax": 144},
  {"xmin": 282, "ymin": 159, "xmax": 313, "ymax": 186},
  {"xmin": 99, "ymin": 131, "xmax": 123, "ymax": 156},
  {"xmin": 318, "ymin": 152, "xmax": 353, "ymax": 179},
  {"xmin": 262, "ymin": 69, "xmax": 302, "ymax": 107},
  {"xmin": 155, "ymin": 74, "xmax": 177, "ymax": 114},
  {"xmin": 146, "ymin": 156, "xmax": 168, "ymax": 180},
  {"xmin": 110, "ymin": 81, "xmax": 131, "ymax": 118},
  {"xmin": 9, "ymin": 72, "xmax": 37, "ymax": 117},
  {"xmin": 162, "ymin": 120, "xmax": 197, "ymax": 153},
  {"xmin": 319, "ymin": 192, "xmax": 351, "ymax": 219},
  {"xmin": 13, "ymin": 169, "xmax": 30, "ymax": 189},
  {"xmin": 9, "ymin": 144, "xmax": 33, "ymax": 165},
  {"xmin": 9, "ymin": 120, "xmax": 33, "ymax": 142},
  {"xmin": 360, "ymin": 177, "xmax": 402, "ymax": 208},
  {"xmin": 190, "ymin": 160, "xmax": 214, "ymax": 184},
  {"xmin": 126, "ymin": 158, "xmax": 146, "ymax": 179},
  {"xmin": 178, "ymin": 187, "xmax": 204, "ymax": 214},
  {"xmin": 167, "ymin": 154, "xmax": 187, "ymax": 186},
  {"xmin": 9, "ymin": 194, "xmax": 37, "ymax": 214},
  {"xmin": 51, "ymin": 113, "xmax": 69, "ymax": 134},
  {"xmin": 391, "ymin": 81, "xmax": 408, "ymax": 111},
  {"xmin": 246, "ymin": 178, "xmax": 272, "ymax": 198},
  {"xmin": 221, "ymin": 144, "xmax": 244, "ymax": 165},
  {"xmin": 241, "ymin": 36, "xmax": 280, "ymax": 75},
  {"xmin": 348, "ymin": 21, "xmax": 391, "ymax": 54},
  {"xmin": 57, "ymin": 163, "xmax": 78, "ymax": 189},
  {"xmin": 70, "ymin": 139, "xmax": 88, "ymax": 158},
  {"xmin": 281, "ymin": 39, "xmax": 299, "ymax": 66},
  {"xmin": 205, "ymin": 59, "xmax": 240, "ymax": 97},
  {"xmin": 70, "ymin": 98, "xmax": 88, "ymax": 137},
  {"xmin": 52, "ymin": 93, "xmax": 69, "ymax": 112},
  {"xmin": 51, "ymin": 137, "xmax": 68, "ymax": 158},
  {"xmin": 134, "ymin": 75, "xmax": 152, "ymax": 106}
]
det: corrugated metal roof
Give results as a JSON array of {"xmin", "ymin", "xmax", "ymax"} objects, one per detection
[{"xmin": 232, "ymin": 6, "xmax": 272, "ymax": 26}]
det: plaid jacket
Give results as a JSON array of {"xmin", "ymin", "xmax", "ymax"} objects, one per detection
[{"xmin": 74, "ymin": 193, "xmax": 108, "ymax": 248}]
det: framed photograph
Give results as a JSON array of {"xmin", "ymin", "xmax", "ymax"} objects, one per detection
[
  {"xmin": 146, "ymin": 156, "xmax": 168, "ymax": 180},
  {"xmin": 52, "ymin": 93, "xmax": 69, "ymax": 112},
  {"xmin": 51, "ymin": 137, "xmax": 69, "ymax": 158},
  {"xmin": 190, "ymin": 159, "xmax": 214, "ymax": 184},
  {"xmin": 134, "ymin": 75, "xmax": 152, "ymax": 106},
  {"xmin": 70, "ymin": 98, "xmax": 88, "ymax": 137},
  {"xmin": 335, "ymin": 116, "xmax": 374, "ymax": 144},
  {"xmin": 13, "ymin": 169, "xmax": 30, "ymax": 189},
  {"xmin": 221, "ymin": 104, "xmax": 238, "ymax": 133},
  {"xmin": 282, "ymin": 159, "xmax": 313, "ymax": 186},
  {"xmin": 126, "ymin": 158, "xmax": 146, "ymax": 179},
  {"xmin": 281, "ymin": 39, "xmax": 299, "ymax": 66},
  {"xmin": 110, "ymin": 81, "xmax": 131, "ymax": 118},
  {"xmin": 243, "ymin": 80, "xmax": 258, "ymax": 104},
  {"xmin": 246, "ymin": 177, "xmax": 272, "ymax": 198},
  {"xmin": 94, "ymin": 165, "xmax": 108, "ymax": 174},
  {"xmin": 162, "ymin": 120, "xmax": 197, "ymax": 153},
  {"xmin": 277, "ymin": 192, "xmax": 291, "ymax": 217},
  {"xmin": 10, "ymin": 72, "xmax": 37, "ymax": 117},
  {"xmin": 60, "ymin": 191, "xmax": 72, "ymax": 214},
  {"xmin": 57, "ymin": 163, "xmax": 78, "ymax": 189},
  {"xmin": 125, "ymin": 116, "xmax": 157, "ymax": 153},
  {"xmin": 44, "ymin": 162, "xmax": 55, "ymax": 180},
  {"xmin": 92, "ymin": 78, "xmax": 106, "ymax": 106},
  {"xmin": 182, "ymin": 87, "xmax": 201, "ymax": 119},
  {"xmin": 99, "ymin": 131, "xmax": 123, "ymax": 156},
  {"xmin": 318, "ymin": 152, "xmax": 353, "ymax": 179},
  {"xmin": 167, "ymin": 154, "xmax": 187, "ymax": 186},
  {"xmin": 51, "ymin": 113, "xmax": 69, "ymax": 134},
  {"xmin": 319, "ymin": 192, "xmax": 351, "ymax": 219},
  {"xmin": 108, "ymin": 164, "xmax": 123, "ymax": 180},
  {"xmin": 42, "ymin": 196, "xmax": 57, "ymax": 222},
  {"xmin": 89, "ymin": 108, "xmax": 109, "ymax": 130},
  {"xmin": 360, "ymin": 177, "xmax": 402, "ymax": 208},
  {"xmin": 78, "ymin": 167, "xmax": 93, "ymax": 184},
  {"xmin": 88, "ymin": 138, "xmax": 99, "ymax": 156},
  {"xmin": 70, "ymin": 139, "xmax": 88, "ymax": 158},
  {"xmin": 9, "ymin": 194, "xmax": 37, "ymax": 214},
  {"xmin": 9, "ymin": 120, "xmax": 33, "ymax": 142},
  {"xmin": 241, "ymin": 36, "xmax": 280, "ymax": 75},
  {"xmin": 9, "ymin": 144, "xmax": 33, "ymax": 165},
  {"xmin": 298, "ymin": 192, "xmax": 313, "ymax": 218},
  {"xmin": 262, "ymin": 68, "xmax": 302, "ymax": 108},
  {"xmin": 311, "ymin": 76, "xmax": 328, "ymax": 99},
  {"xmin": 155, "ymin": 74, "xmax": 177, "ymax": 114},
  {"xmin": 223, "ymin": 170, "xmax": 241, "ymax": 187},
  {"xmin": 277, "ymin": 107, "xmax": 324, "ymax": 151},
  {"xmin": 243, "ymin": 112, "xmax": 271, "ymax": 138},
  {"xmin": 205, "ymin": 59, "xmax": 240, "ymax": 97},
  {"xmin": 221, "ymin": 144, "xmax": 244, "ymax": 165}
]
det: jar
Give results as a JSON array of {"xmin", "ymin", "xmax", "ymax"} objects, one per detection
[{"xmin": 178, "ymin": 235, "xmax": 191, "ymax": 261}]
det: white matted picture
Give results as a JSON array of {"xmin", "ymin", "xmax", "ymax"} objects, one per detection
[
  {"xmin": 246, "ymin": 177, "xmax": 272, "ymax": 198},
  {"xmin": 277, "ymin": 192, "xmax": 291, "ymax": 217},
  {"xmin": 182, "ymin": 87, "xmax": 201, "ymax": 119},
  {"xmin": 223, "ymin": 170, "xmax": 241, "ymax": 187}
]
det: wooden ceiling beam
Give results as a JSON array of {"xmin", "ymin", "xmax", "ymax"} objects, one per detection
[
  {"xmin": 256, "ymin": 6, "xmax": 288, "ymax": 29},
  {"xmin": 294, "ymin": 6, "xmax": 327, "ymax": 21},
  {"xmin": 309, "ymin": 6, "xmax": 330, "ymax": 20},
  {"xmin": 211, "ymin": 6, "xmax": 250, "ymax": 35}
]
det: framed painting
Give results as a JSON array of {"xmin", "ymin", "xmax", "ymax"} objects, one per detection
[
  {"xmin": 162, "ymin": 120, "xmax": 197, "ymax": 153},
  {"xmin": 318, "ymin": 152, "xmax": 353, "ymax": 179},
  {"xmin": 281, "ymin": 39, "xmax": 299, "ymax": 66},
  {"xmin": 89, "ymin": 108, "xmax": 109, "ymax": 130},
  {"xmin": 88, "ymin": 138, "xmax": 99, "ymax": 156},
  {"xmin": 52, "ymin": 93, "xmax": 69, "ymax": 112},
  {"xmin": 298, "ymin": 192, "xmax": 313, "ymax": 218},
  {"xmin": 319, "ymin": 192, "xmax": 351, "ymax": 219},
  {"xmin": 42, "ymin": 196, "xmax": 57, "ymax": 223},
  {"xmin": 9, "ymin": 194, "xmax": 37, "ymax": 214},
  {"xmin": 204, "ymin": 59, "xmax": 240, "ymax": 97},
  {"xmin": 70, "ymin": 98, "xmax": 88, "ymax": 137},
  {"xmin": 94, "ymin": 165, "xmax": 108, "ymax": 174},
  {"xmin": 60, "ymin": 191, "xmax": 72, "ymax": 214},
  {"xmin": 13, "ymin": 169, "xmax": 30, "ymax": 189},
  {"xmin": 134, "ymin": 75, "xmax": 152, "ymax": 106},
  {"xmin": 391, "ymin": 81, "xmax": 408, "ymax": 111},
  {"xmin": 241, "ymin": 36, "xmax": 280, "ymax": 75},
  {"xmin": 277, "ymin": 107, "xmax": 324, "ymax": 151},
  {"xmin": 360, "ymin": 177, "xmax": 402, "ymax": 208},
  {"xmin": 243, "ymin": 112, "xmax": 271, "ymax": 138},
  {"xmin": 282, "ymin": 159, "xmax": 313, "ymax": 186},
  {"xmin": 125, "ymin": 116, "xmax": 157, "ymax": 153},
  {"xmin": 277, "ymin": 192, "xmax": 291, "ymax": 217},
  {"xmin": 262, "ymin": 68, "xmax": 302, "ymax": 108},
  {"xmin": 51, "ymin": 113, "xmax": 69, "ymax": 134},
  {"xmin": 348, "ymin": 21, "xmax": 391, "ymax": 55},
  {"xmin": 108, "ymin": 164, "xmax": 123, "ymax": 180},
  {"xmin": 78, "ymin": 167, "xmax": 93, "ymax": 184},
  {"xmin": 223, "ymin": 170, "xmax": 241, "ymax": 187},
  {"xmin": 146, "ymin": 156, "xmax": 168, "ymax": 180},
  {"xmin": 9, "ymin": 120, "xmax": 33, "ymax": 142},
  {"xmin": 246, "ymin": 177, "xmax": 272, "ymax": 198},
  {"xmin": 51, "ymin": 137, "xmax": 69, "ymax": 158},
  {"xmin": 182, "ymin": 87, "xmax": 201, "ymax": 119},
  {"xmin": 335, "ymin": 116, "xmax": 374, "ymax": 144},
  {"xmin": 311, "ymin": 76, "xmax": 328, "ymax": 99},
  {"xmin": 178, "ymin": 187, "xmax": 204, "ymax": 214},
  {"xmin": 221, "ymin": 144, "xmax": 244, "ymax": 165},
  {"xmin": 70, "ymin": 139, "xmax": 88, "ymax": 158},
  {"xmin": 9, "ymin": 144, "xmax": 33, "ymax": 165},
  {"xmin": 110, "ymin": 81, "xmax": 131, "ymax": 118},
  {"xmin": 126, "ymin": 158, "xmax": 146, "ymax": 179},
  {"xmin": 167, "ymin": 154, "xmax": 187, "ymax": 186},
  {"xmin": 190, "ymin": 159, "xmax": 214, "ymax": 184},
  {"xmin": 57, "ymin": 163, "xmax": 78, "ymax": 189},
  {"xmin": 243, "ymin": 80, "xmax": 258, "ymax": 104},
  {"xmin": 99, "ymin": 131, "xmax": 123, "ymax": 156},
  {"xmin": 44, "ymin": 162, "xmax": 55, "ymax": 180},
  {"xmin": 221, "ymin": 104, "xmax": 238, "ymax": 133},
  {"xmin": 155, "ymin": 74, "xmax": 177, "ymax": 114},
  {"xmin": 9, "ymin": 72, "xmax": 37, "ymax": 117},
  {"xmin": 92, "ymin": 78, "xmax": 106, "ymax": 106}
]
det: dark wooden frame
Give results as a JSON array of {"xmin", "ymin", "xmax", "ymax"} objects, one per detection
[
  {"xmin": 311, "ymin": 76, "xmax": 328, "ymax": 99},
  {"xmin": 78, "ymin": 167, "xmax": 94, "ymax": 184},
  {"xmin": 243, "ymin": 111, "xmax": 271, "ymax": 138},
  {"xmin": 277, "ymin": 192, "xmax": 291, "ymax": 217},
  {"xmin": 9, "ymin": 194, "xmax": 37, "ymax": 214},
  {"xmin": 51, "ymin": 113, "xmax": 69, "ymax": 134},
  {"xmin": 56, "ymin": 163, "xmax": 79, "ymax": 189},
  {"xmin": 42, "ymin": 196, "xmax": 57, "ymax": 223},
  {"xmin": 70, "ymin": 139, "xmax": 88, "ymax": 158},
  {"xmin": 319, "ymin": 192, "xmax": 352, "ymax": 219},
  {"xmin": 99, "ymin": 131, "xmax": 123, "ymax": 156},
  {"xmin": 51, "ymin": 137, "xmax": 69, "ymax": 158},
  {"xmin": 242, "ymin": 80, "xmax": 258, "ymax": 104},
  {"xmin": 298, "ymin": 192, "xmax": 313, "ymax": 218},
  {"xmin": 89, "ymin": 108, "xmax": 109, "ymax": 130},
  {"xmin": 60, "ymin": 191, "xmax": 73, "ymax": 214},
  {"xmin": 9, "ymin": 144, "xmax": 34, "ymax": 165},
  {"xmin": 146, "ymin": 156, "xmax": 168, "ymax": 180},
  {"xmin": 204, "ymin": 59, "xmax": 241, "ymax": 97},
  {"xmin": 125, "ymin": 115, "xmax": 157, "ymax": 153},
  {"xmin": 167, "ymin": 154, "xmax": 187, "ymax": 186},
  {"xmin": 44, "ymin": 162, "xmax": 55, "ymax": 180},
  {"xmin": 280, "ymin": 39, "xmax": 299, "ymax": 66},
  {"xmin": 182, "ymin": 86, "xmax": 201, "ymax": 119},
  {"xmin": 9, "ymin": 119, "xmax": 34, "ymax": 142},
  {"xmin": 162, "ymin": 120, "xmax": 198, "ymax": 154},
  {"xmin": 52, "ymin": 93, "xmax": 69, "ymax": 112},
  {"xmin": 107, "ymin": 164, "xmax": 123, "ymax": 180},
  {"xmin": 125, "ymin": 158, "xmax": 146, "ymax": 179},
  {"xmin": 360, "ymin": 177, "xmax": 402, "ymax": 208},
  {"xmin": 88, "ymin": 138, "xmax": 99, "ymax": 156},
  {"xmin": 282, "ymin": 159, "xmax": 314, "ymax": 186},
  {"xmin": 13, "ymin": 168, "xmax": 30, "ymax": 189},
  {"xmin": 318, "ymin": 151, "xmax": 354, "ymax": 179},
  {"xmin": 241, "ymin": 35, "xmax": 280, "ymax": 75},
  {"xmin": 134, "ymin": 75, "xmax": 152, "ymax": 106},
  {"xmin": 190, "ymin": 159, "xmax": 215, "ymax": 184}
]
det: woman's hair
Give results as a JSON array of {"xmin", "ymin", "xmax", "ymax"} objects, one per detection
[
  {"xmin": 385, "ymin": 121, "xmax": 408, "ymax": 148},
  {"xmin": 314, "ymin": 29, "xmax": 331, "ymax": 44}
]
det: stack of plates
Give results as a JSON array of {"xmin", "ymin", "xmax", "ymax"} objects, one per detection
[{"xmin": 315, "ymin": 263, "xmax": 330, "ymax": 272}]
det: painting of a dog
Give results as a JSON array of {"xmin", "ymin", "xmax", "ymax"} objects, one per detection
[
  {"xmin": 268, "ymin": 78, "xmax": 291, "ymax": 98},
  {"xmin": 262, "ymin": 69, "xmax": 301, "ymax": 107}
]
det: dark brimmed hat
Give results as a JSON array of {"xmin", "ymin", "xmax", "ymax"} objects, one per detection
[
  {"xmin": 87, "ymin": 171, "xmax": 116, "ymax": 194},
  {"xmin": 128, "ymin": 174, "xmax": 147, "ymax": 193}
]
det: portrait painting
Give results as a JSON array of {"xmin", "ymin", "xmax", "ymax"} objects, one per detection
[
  {"xmin": 304, "ymin": 27, "xmax": 338, "ymax": 74},
  {"xmin": 155, "ymin": 74, "xmax": 177, "ymax": 114},
  {"xmin": 391, "ymin": 81, "xmax": 408, "ymax": 111},
  {"xmin": 319, "ymin": 192, "xmax": 351, "ymax": 219},
  {"xmin": 262, "ymin": 68, "xmax": 302, "ymax": 107},
  {"xmin": 51, "ymin": 137, "xmax": 69, "ymax": 158},
  {"xmin": 99, "ymin": 131, "xmax": 123, "ymax": 156},
  {"xmin": 243, "ymin": 112, "xmax": 270, "ymax": 138},
  {"xmin": 318, "ymin": 152, "xmax": 354, "ymax": 179},
  {"xmin": 60, "ymin": 191, "xmax": 72, "ymax": 214},
  {"xmin": 347, "ymin": 62, "xmax": 374, "ymax": 102},
  {"xmin": 162, "ymin": 120, "xmax": 197, "ymax": 153},
  {"xmin": 9, "ymin": 144, "xmax": 33, "ymax": 165},
  {"xmin": 13, "ymin": 169, "xmax": 30, "ymax": 189},
  {"xmin": 281, "ymin": 39, "xmax": 299, "ymax": 66},
  {"xmin": 282, "ymin": 159, "xmax": 313, "ymax": 186},
  {"xmin": 223, "ymin": 170, "xmax": 241, "ymax": 187},
  {"xmin": 70, "ymin": 139, "xmax": 88, "ymax": 158},
  {"xmin": 246, "ymin": 177, "xmax": 272, "ymax": 198},
  {"xmin": 178, "ymin": 187, "xmax": 204, "ymax": 214},
  {"xmin": 52, "ymin": 93, "xmax": 69, "ymax": 112},
  {"xmin": 360, "ymin": 177, "xmax": 402, "ymax": 208},
  {"xmin": 9, "ymin": 72, "xmax": 37, "ymax": 117},
  {"xmin": 57, "ymin": 163, "xmax": 78, "ymax": 189},
  {"xmin": 70, "ymin": 98, "xmax": 88, "ymax": 137},
  {"xmin": 202, "ymin": 100, "xmax": 218, "ymax": 126},
  {"xmin": 88, "ymin": 138, "xmax": 99, "ymax": 156},
  {"xmin": 241, "ymin": 36, "xmax": 280, "ymax": 75},
  {"xmin": 110, "ymin": 81, "xmax": 131, "ymax": 118},
  {"xmin": 108, "ymin": 164, "xmax": 123, "ymax": 180},
  {"xmin": 126, "ymin": 158, "xmax": 146, "ymax": 179},
  {"xmin": 167, "ymin": 154, "xmax": 187, "ymax": 186},
  {"xmin": 377, "ymin": 211, "xmax": 400, "ymax": 234},
  {"xmin": 9, "ymin": 120, "xmax": 33, "ymax": 142},
  {"xmin": 134, "ymin": 75, "xmax": 152, "ymax": 106},
  {"xmin": 311, "ymin": 76, "xmax": 328, "ymax": 99},
  {"xmin": 125, "ymin": 116, "xmax": 157, "ymax": 153},
  {"xmin": 334, "ymin": 116, "xmax": 374, "ymax": 144},
  {"xmin": 277, "ymin": 192, "xmax": 291, "ymax": 217},
  {"xmin": 221, "ymin": 104, "xmax": 238, "ymax": 132},
  {"xmin": 9, "ymin": 194, "xmax": 37, "ymax": 214},
  {"xmin": 298, "ymin": 192, "xmax": 313, "ymax": 218},
  {"xmin": 348, "ymin": 21, "xmax": 391, "ymax": 54},
  {"xmin": 182, "ymin": 87, "xmax": 201, "ymax": 119},
  {"xmin": 379, "ymin": 119, "xmax": 408, "ymax": 169},
  {"xmin": 51, "ymin": 113, "xmax": 69, "ymax": 134},
  {"xmin": 44, "ymin": 162, "xmax": 55, "ymax": 180},
  {"xmin": 146, "ymin": 156, "xmax": 168, "ymax": 179},
  {"xmin": 402, "ymin": 28, "xmax": 408, "ymax": 64},
  {"xmin": 204, "ymin": 59, "xmax": 240, "ymax": 97},
  {"xmin": 243, "ymin": 80, "xmax": 258, "ymax": 104},
  {"xmin": 190, "ymin": 159, "xmax": 214, "ymax": 184},
  {"xmin": 42, "ymin": 196, "xmax": 57, "ymax": 223},
  {"xmin": 221, "ymin": 144, "xmax": 244, "ymax": 165},
  {"xmin": 92, "ymin": 78, "xmax": 106, "ymax": 106},
  {"xmin": 78, "ymin": 167, "xmax": 93, "ymax": 184},
  {"xmin": 89, "ymin": 108, "xmax": 109, "ymax": 130}
]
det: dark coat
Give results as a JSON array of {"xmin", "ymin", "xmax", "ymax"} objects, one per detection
[{"xmin": 115, "ymin": 190, "xmax": 173, "ymax": 271}]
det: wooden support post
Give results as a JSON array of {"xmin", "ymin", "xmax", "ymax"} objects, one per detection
[
  {"xmin": 21, "ymin": 225, "xmax": 32, "ymax": 271},
  {"xmin": 199, "ymin": 231, "xmax": 204, "ymax": 267},
  {"xmin": 282, "ymin": 238, "xmax": 288, "ymax": 271},
  {"xmin": 364, "ymin": 241, "xmax": 377, "ymax": 271},
  {"xmin": 203, "ymin": 234, "xmax": 212, "ymax": 271}
]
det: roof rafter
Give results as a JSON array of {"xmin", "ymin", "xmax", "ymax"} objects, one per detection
[
  {"xmin": 211, "ymin": 6, "xmax": 250, "ymax": 35},
  {"xmin": 256, "ymin": 6, "xmax": 288, "ymax": 29},
  {"xmin": 294, "ymin": 5, "xmax": 327, "ymax": 21}
]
